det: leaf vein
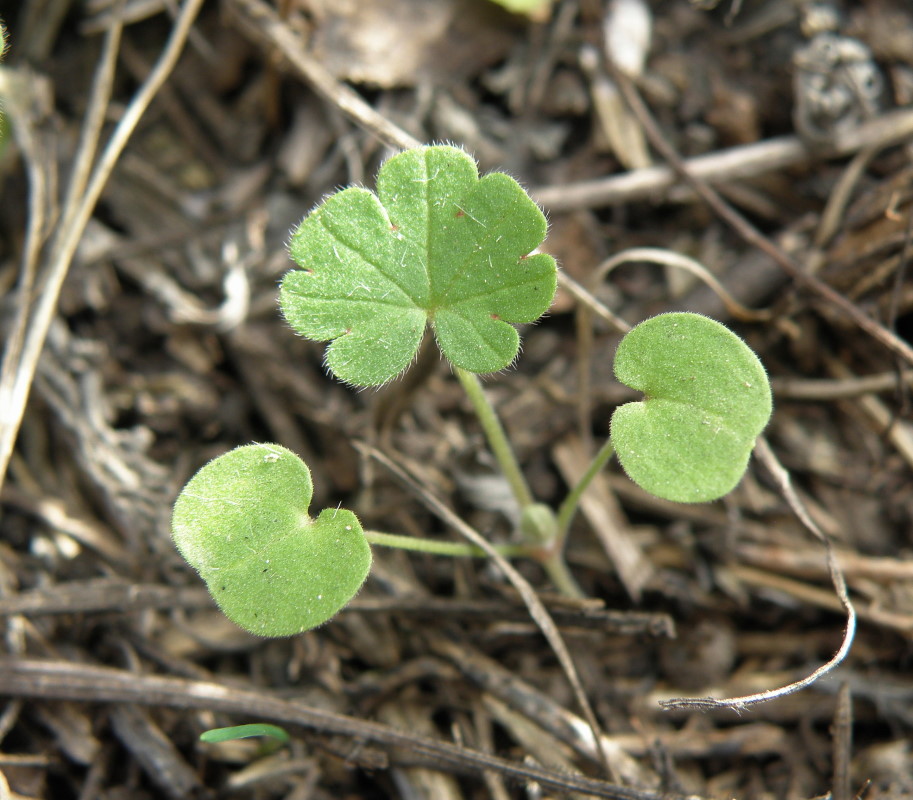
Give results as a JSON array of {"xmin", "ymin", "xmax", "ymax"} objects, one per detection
[{"xmin": 316, "ymin": 214, "xmax": 419, "ymax": 306}]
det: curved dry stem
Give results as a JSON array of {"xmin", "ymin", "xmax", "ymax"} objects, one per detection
[
  {"xmin": 357, "ymin": 442, "xmax": 618, "ymax": 780},
  {"xmin": 229, "ymin": 0, "xmax": 421, "ymax": 152},
  {"xmin": 605, "ymin": 62, "xmax": 913, "ymax": 369},
  {"xmin": 0, "ymin": 658, "xmax": 681, "ymax": 800},
  {"xmin": 0, "ymin": 68, "xmax": 55, "ymax": 489},
  {"xmin": 532, "ymin": 107, "xmax": 913, "ymax": 211},
  {"xmin": 661, "ymin": 436, "xmax": 857, "ymax": 712},
  {"xmin": 0, "ymin": 0, "xmax": 205, "ymax": 492},
  {"xmin": 57, "ymin": 0, "xmax": 127, "ymax": 239},
  {"xmin": 814, "ymin": 145, "xmax": 879, "ymax": 250},
  {"xmin": 593, "ymin": 247, "xmax": 771, "ymax": 323},
  {"xmin": 558, "ymin": 271, "xmax": 631, "ymax": 334}
]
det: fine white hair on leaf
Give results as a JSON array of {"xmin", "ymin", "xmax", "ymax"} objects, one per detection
[{"xmin": 603, "ymin": 0, "xmax": 653, "ymax": 78}]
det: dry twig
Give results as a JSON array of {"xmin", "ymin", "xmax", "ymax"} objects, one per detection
[
  {"xmin": 0, "ymin": 0, "xmax": 205, "ymax": 491},
  {"xmin": 227, "ymin": 0, "xmax": 421, "ymax": 152},
  {"xmin": 0, "ymin": 658, "xmax": 697, "ymax": 800},
  {"xmin": 533, "ymin": 107, "xmax": 913, "ymax": 211},
  {"xmin": 605, "ymin": 64, "xmax": 913, "ymax": 370},
  {"xmin": 662, "ymin": 437, "xmax": 857, "ymax": 712},
  {"xmin": 357, "ymin": 443, "xmax": 619, "ymax": 781}
]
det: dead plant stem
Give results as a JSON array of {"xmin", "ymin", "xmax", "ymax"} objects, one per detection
[
  {"xmin": 357, "ymin": 443, "xmax": 616, "ymax": 781},
  {"xmin": 0, "ymin": 0, "xmax": 205, "ymax": 492},
  {"xmin": 0, "ymin": 658, "xmax": 681, "ymax": 800},
  {"xmin": 661, "ymin": 437, "xmax": 857, "ymax": 712},
  {"xmin": 607, "ymin": 65, "xmax": 913, "ymax": 369},
  {"xmin": 229, "ymin": 0, "xmax": 421, "ymax": 152},
  {"xmin": 533, "ymin": 107, "xmax": 913, "ymax": 210}
]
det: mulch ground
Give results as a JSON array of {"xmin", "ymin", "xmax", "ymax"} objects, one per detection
[{"xmin": 2, "ymin": 0, "xmax": 913, "ymax": 797}]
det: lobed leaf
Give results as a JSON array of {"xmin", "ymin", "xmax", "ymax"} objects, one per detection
[
  {"xmin": 172, "ymin": 444, "xmax": 371, "ymax": 636},
  {"xmin": 610, "ymin": 313, "xmax": 772, "ymax": 503},
  {"xmin": 281, "ymin": 144, "xmax": 557, "ymax": 386}
]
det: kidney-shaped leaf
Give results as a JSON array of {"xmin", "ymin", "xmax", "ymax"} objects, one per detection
[
  {"xmin": 610, "ymin": 313, "xmax": 772, "ymax": 503},
  {"xmin": 172, "ymin": 444, "xmax": 371, "ymax": 636},
  {"xmin": 281, "ymin": 145, "xmax": 557, "ymax": 386}
]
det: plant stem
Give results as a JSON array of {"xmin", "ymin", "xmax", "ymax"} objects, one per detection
[
  {"xmin": 540, "ymin": 552, "xmax": 585, "ymax": 598},
  {"xmin": 454, "ymin": 367, "xmax": 535, "ymax": 510},
  {"xmin": 365, "ymin": 531, "xmax": 528, "ymax": 559},
  {"xmin": 554, "ymin": 437, "xmax": 615, "ymax": 542}
]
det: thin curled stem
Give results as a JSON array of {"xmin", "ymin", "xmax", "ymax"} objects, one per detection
[{"xmin": 661, "ymin": 436, "xmax": 857, "ymax": 712}]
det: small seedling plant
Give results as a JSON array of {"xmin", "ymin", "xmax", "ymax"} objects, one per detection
[{"xmin": 172, "ymin": 145, "xmax": 772, "ymax": 642}]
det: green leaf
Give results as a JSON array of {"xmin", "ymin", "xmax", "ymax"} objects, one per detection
[
  {"xmin": 200, "ymin": 724, "xmax": 290, "ymax": 745},
  {"xmin": 172, "ymin": 444, "xmax": 371, "ymax": 636},
  {"xmin": 610, "ymin": 313, "xmax": 772, "ymax": 503},
  {"xmin": 281, "ymin": 144, "xmax": 557, "ymax": 387}
]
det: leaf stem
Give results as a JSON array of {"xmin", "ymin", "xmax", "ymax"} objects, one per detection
[
  {"xmin": 554, "ymin": 437, "xmax": 615, "ymax": 543},
  {"xmin": 540, "ymin": 552, "xmax": 586, "ymax": 598},
  {"xmin": 454, "ymin": 367, "xmax": 535, "ymax": 510},
  {"xmin": 535, "ymin": 438, "xmax": 616, "ymax": 600},
  {"xmin": 365, "ymin": 531, "xmax": 528, "ymax": 559}
]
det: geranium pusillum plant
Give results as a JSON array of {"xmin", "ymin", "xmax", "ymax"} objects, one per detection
[{"xmin": 172, "ymin": 144, "xmax": 772, "ymax": 638}]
